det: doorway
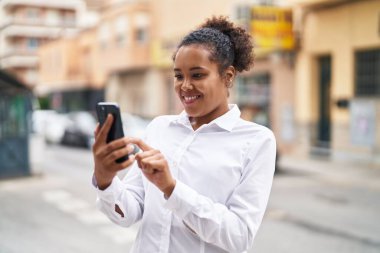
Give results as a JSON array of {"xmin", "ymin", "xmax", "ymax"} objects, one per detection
[{"xmin": 317, "ymin": 55, "xmax": 331, "ymax": 149}]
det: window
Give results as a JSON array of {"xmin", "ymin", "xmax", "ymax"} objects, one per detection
[
  {"xmin": 355, "ymin": 49, "xmax": 380, "ymax": 96},
  {"xmin": 45, "ymin": 10, "xmax": 60, "ymax": 26},
  {"xmin": 238, "ymin": 73, "xmax": 271, "ymax": 127},
  {"xmin": 98, "ymin": 23, "xmax": 110, "ymax": 49},
  {"xmin": 115, "ymin": 15, "xmax": 128, "ymax": 47},
  {"xmin": 27, "ymin": 38, "xmax": 39, "ymax": 50},
  {"xmin": 135, "ymin": 28, "xmax": 148, "ymax": 43},
  {"xmin": 63, "ymin": 11, "xmax": 76, "ymax": 26},
  {"xmin": 234, "ymin": 5, "xmax": 250, "ymax": 20},
  {"xmin": 134, "ymin": 13, "xmax": 149, "ymax": 44},
  {"xmin": 239, "ymin": 73, "xmax": 271, "ymax": 106},
  {"xmin": 26, "ymin": 8, "xmax": 40, "ymax": 22}
]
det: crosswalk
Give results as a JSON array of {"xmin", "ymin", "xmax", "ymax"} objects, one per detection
[{"xmin": 42, "ymin": 189, "xmax": 138, "ymax": 245}]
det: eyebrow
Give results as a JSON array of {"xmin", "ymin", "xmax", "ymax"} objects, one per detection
[{"xmin": 173, "ymin": 66, "xmax": 205, "ymax": 72}]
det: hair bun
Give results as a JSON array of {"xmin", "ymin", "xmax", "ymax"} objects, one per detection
[{"xmin": 200, "ymin": 16, "xmax": 254, "ymax": 72}]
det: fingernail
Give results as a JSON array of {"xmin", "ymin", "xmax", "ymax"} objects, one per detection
[{"xmin": 132, "ymin": 145, "xmax": 140, "ymax": 154}]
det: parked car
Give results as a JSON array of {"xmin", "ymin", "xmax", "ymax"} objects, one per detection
[
  {"xmin": 121, "ymin": 113, "xmax": 151, "ymax": 139},
  {"xmin": 61, "ymin": 111, "xmax": 97, "ymax": 148},
  {"xmin": 86, "ymin": 112, "xmax": 151, "ymax": 149},
  {"xmin": 31, "ymin": 110, "xmax": 56, "ymax": 135},
  {"xmin": 43, "ymin": 113, "xmax": 71, "ymax": 145}
]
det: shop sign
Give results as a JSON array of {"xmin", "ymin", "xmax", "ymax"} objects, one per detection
[
  {"xmin": 251, "ymin": 6, "xmax": 295, "ymax": 52},
  {"xmin": 151, "ymin": 38, "xmax": 180, "ymax": 68}
]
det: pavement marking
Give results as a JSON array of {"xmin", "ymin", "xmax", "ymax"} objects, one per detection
[
  {"xmin": 42, "ymin": 189, "xmax": 138, "ymax": 245},
  {"xmin": 265, "ymin": 209, "xmax": 287, "ymax": 220},
  {"xmin": 56, "ymin": 198, "xmax": 90, "ymax": 213},
  {"xmin": 42, "ymin": 189, "xmax": 71, "ymax": 203},
  {"xmin": 75, "ymin": 209, "xmax": 112, "ymax": 225},
  {"xmin": 99, "ymin": 226, "xmax": 137, "ymax": 244}
]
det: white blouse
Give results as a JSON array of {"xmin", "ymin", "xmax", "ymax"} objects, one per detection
[{"xmin": 94, "ymin": 104, "xmax": 276, "ymax": 253}]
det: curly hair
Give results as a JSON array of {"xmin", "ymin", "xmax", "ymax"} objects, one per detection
[{"xmin": 173, "ymin": 16, "xmax": 254, "ymax": 74}]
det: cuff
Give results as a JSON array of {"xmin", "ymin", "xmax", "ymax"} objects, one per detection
[
  {"xmin": 164, "ymin": 180, "xmax": 198, "ymax": 219},
  {"xmin": 94, "ymin": 175, "xmax": 123, "ymax": 204}
]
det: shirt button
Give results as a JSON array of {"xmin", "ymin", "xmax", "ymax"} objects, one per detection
[{"xmin": 173, "ymin": 161, "xmax": 178, "ymax": 167}]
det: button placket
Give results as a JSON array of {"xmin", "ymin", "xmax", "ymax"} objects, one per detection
[{"xmin": 175, "ymin": 133, "xmax": 197, "ymax": 181}]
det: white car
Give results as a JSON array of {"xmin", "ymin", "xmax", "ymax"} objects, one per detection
[
  {"xmin": 88, "ymin": 113, "xmax": 151, "ymax": 149},
  {"xmin": 44, "ymin": 113, "xmax": 71, "ymax": 144},
  {"xmin": 121, "ymin": 113, "xmax": 151, "ymax": 139},
  {"xmin": 32, "ymin": 110, "xmax": 70, "ymax": 144},
  {"xmin": 31, "ymin": 110, "xmax": 56, "ymax": 135}
]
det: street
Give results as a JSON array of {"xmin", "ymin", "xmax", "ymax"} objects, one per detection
[{"xmin": 0, "ymin": 145, "xmax": 379, "ymax": 253}]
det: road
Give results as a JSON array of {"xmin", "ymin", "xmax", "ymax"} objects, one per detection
[{"xmin": 0, "ymin": 145, "xmax": 379, "ymax": 253}]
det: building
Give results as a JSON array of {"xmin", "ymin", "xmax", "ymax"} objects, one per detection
[
  {"xmin": 290, "ymin": 0, "xmax": 380, "ymax": 164},
  {"xmin": 36, "ymin": 0, "xmax": 298, "ymax": 156},
  {"xmin": 233, "ymin": 5, "xmax": 297, "ymax": 156},
  {"xmin": 37, "ymin": 0, "xmax": 152, "ymax": 112},
  {"xmin": 37, "ymin": 26, "xmax": 105, "ymax": 112},
  {"xmin": 0, "ymin": 0, "xmax": 87, "ymax": 87},
  {"xmin": 37, "ymin": 0, "xmax": 246, "ymax": 114},
  {"xmin": 105, "ymin": 0, "xmax": 246, "ymax": 117}
]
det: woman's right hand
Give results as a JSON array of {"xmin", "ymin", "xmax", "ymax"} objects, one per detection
[{"xmin": 92, "ymin": 114, "xmax": 136, "ymax": 190}]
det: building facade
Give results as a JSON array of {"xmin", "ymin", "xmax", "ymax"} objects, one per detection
[
  {"xmin": 292, "ymin": 0, "xmax": 380, "ymax": 164},
  {"xmin": 36, "ymin": 0, "xmax": 297, "ymax": 155},
  {"xmin": 37, "ymin": 0, "xmax": 152, "ymax": 112},
  {"xmin": 0, "ymin": 0, "xmax": 87, "ymax": 87}
]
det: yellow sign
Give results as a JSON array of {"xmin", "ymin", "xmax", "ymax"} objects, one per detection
[
  {"xmin": 151, "ymin": 38, "xmax": 179, "ymax": 68},
  {"xmin": 251, "ymin": 6, "xmax": 295, "ymax": 52}
]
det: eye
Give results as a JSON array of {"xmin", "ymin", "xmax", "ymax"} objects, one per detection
[
  {"xmin": 192, "ymin": 73, "xmax": 204, "ymax": 79},
  {"xmin": 174, "ymin": 74, "xmax": 183, "ymax": 81}
]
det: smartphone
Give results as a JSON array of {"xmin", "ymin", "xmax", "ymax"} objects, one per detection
[{"xmin": 96, "ymin": 102, "xmax": 128, "ymax": 163}]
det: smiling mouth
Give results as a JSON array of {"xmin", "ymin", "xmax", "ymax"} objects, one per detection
[{"xmin": 182, "ymin": 95, "xmax": 202, "ymax": 104}]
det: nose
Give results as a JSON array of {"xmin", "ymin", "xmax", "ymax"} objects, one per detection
[{"xmin": 181, "ymin": 78, "xmax": 193, "ymax": 91}]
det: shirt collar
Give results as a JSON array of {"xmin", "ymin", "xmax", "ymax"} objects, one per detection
[{"xmin": 171, "ymin": 104, "xmax": 241, "ymax": 132}]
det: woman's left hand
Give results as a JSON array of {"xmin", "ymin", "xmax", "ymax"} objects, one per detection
[{"xmin": 130, "ymin": 138, "xmax": 176, "ymax": 198}]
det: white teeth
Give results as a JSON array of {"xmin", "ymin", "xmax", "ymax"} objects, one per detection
[{"xmin": 183, "ymin": 95, "xmax": 199, "ymax": 101}]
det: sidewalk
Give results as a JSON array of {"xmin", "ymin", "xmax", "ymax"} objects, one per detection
[{"xmin": 278, "ymin": 155, "xmax": 380, "ymax": 191}]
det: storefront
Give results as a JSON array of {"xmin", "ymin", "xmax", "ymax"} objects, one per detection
[
  {"xmin": 292, "ymin": 0, "xmax": 380, "ymax": 164},
  {"xmin": 0, "ymin": 70, "xmax": 33, "ymax": 178},
  {"xmin": 235, "ymin": 6, "xmax": 297, "ymax": 156}
]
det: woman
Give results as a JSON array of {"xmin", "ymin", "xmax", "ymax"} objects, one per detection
[{"xmin": 92, "ymin": 16, "xmax": 276, "ymax": 253}]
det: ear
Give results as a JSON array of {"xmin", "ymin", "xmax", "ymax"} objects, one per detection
[{"xmin": 223, "ymin": 66, "xmax": 236, "ymax": 88}]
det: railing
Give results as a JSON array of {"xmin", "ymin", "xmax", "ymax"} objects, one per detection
[
  {"xmin": 0, "ymin": 55, "xmax": 39, "ymax": 68},
  {"xmin": 1, "ymin": 17, "xmax": 76, "ymax": 28},
  {"xmin": 0, "ymin": 48, "xmax": 38, "ymax": 58},
  {"xmin": 2, "ymin": 0, "xmax": 81, "ymax": 10}
]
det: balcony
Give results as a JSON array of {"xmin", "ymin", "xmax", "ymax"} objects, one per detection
[
  {"xmin": 0, "ymin": 46, "xmax": 39, "ymax": 58},
  {"xmin": 1, "ymin": 24, "xmax": 78, "ymax": 38},
  {"xmin": 1, "ymin": 17, "xmax": 77, "ymax": 28},
  {"xmin": 0, "ymin": 55, "xmax": 38, "ymax": 68},
  {"xmin": 2, "ymin": 0, "xmax": 83, "ymax": 11}
]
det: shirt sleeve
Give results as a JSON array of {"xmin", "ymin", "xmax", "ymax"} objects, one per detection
[
  {"xmin": 93, "ymin": 118, "xmax": 162, "ymax": 227},
  {"xmin": 95, "ymin": 162, "xmax": 145, "ymax": 227},
  {"xmin": 164, "ymin": 129, "xmax": 276, "ymax": 252}
]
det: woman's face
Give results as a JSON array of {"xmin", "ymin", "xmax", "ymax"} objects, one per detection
[{"xmin": 173, "ymin": 45, "xmax": 231, "ymax": 125}]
